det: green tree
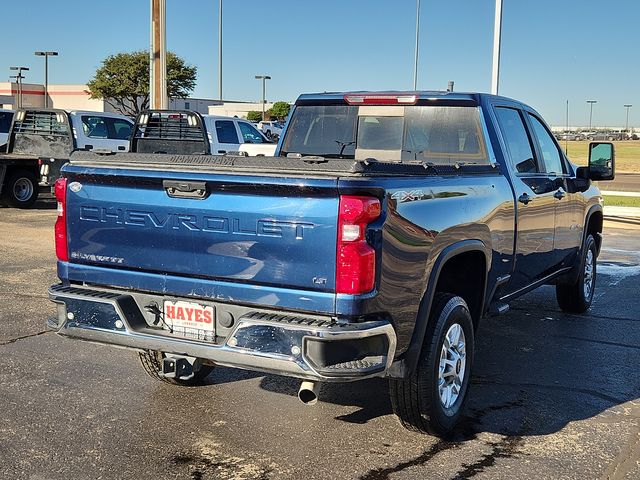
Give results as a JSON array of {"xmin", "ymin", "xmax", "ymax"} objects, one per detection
[
  {"xmin": 87, "ymin": 51, "xmax": 197, "ymax": 117},
  {"xmin": 269, "ymin": 101, "xmax": 291, "ymax": 119},
  {"xmin": 246, "ymin": 111, "xmax": 263, "ymax": 123}
]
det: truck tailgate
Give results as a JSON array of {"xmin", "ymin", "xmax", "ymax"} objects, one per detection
[{"xmin": 64, "ymin": 165, "xmax": 339, "ymax": 294}]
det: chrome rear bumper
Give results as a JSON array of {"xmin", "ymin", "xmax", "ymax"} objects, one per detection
[{"xmin": 48, "ymin": 284, "xmax": 397, "ymax": 382}]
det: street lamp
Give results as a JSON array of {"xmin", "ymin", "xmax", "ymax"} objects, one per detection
[
  {"xmin": 624, "ymin": 104, "xmax": 632, "ymax": 134},
  {"xmin": 413, "ymin": 0, "xmax": 421, "ymax": 90},
  {"xmin": 587, "ymin": 100, "xmax": 597, "ymax": 131},
  {"xmin": 218, "ymin": 0, "xmax": 223, "ymax": 100},
  {"xmin": 491, "ymin": 0, "xmax": 503, "ymax": 95},
  {"xmin": 255, "ymin": 75, "xmax": 271, "ymax": 120},
  {"xmin": 9, "ymin": 66, "xmax": 29, "ymax": 109},
  {"xmin": 35, "ymin": 51, "xmax": 58, "ymax": 108}
]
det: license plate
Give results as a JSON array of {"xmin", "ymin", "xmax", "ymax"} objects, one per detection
[{"xmin": 164, "ymin": 300, "xmax": 215, "ymax": 337}]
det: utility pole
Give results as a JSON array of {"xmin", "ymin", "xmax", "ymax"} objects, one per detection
[
  {"xmin": 150, "ymin": 0, "xmax": 167, "ymax": 109},
  {"xmin": 624, "ymin": 104, "xmax": 632, "ymax": 134},
  {"xmin": 565, "ymin": 100, "xmax": 569, "ymax": 154},
  {"xmin": 255, "ymin": 75, "xmax": 271, "ymax": 120},
  {"xmin": 218, "ymin": 0, "xmax": 223, "ymax": 101},
  {"xmin": 587, "ymin": 100, "xmax": 597, "ymax": 130},
  {"xmin": 35, "ymin": 51, "xmax": 58, "ymax": 108},
  {"xmin": 9, "ymin": 66, "xmax": 29, "ymax": 109},
  {"xmin": 491, "ymin": 0, "xmax": 503, "ymax": 95},
  {"xmin": 413, "ymin": 0, "xmax": 421, "ymax": 90}
]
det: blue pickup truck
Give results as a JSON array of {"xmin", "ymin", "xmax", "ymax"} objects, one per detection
[{"xmin": 48, "ymin": 91, "xmax": 614, "ymax": 435}]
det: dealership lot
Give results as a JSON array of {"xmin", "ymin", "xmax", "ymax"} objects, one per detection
[{"xmin": 0, "ymin": 202, "xmax": 638, "ymax": 480}]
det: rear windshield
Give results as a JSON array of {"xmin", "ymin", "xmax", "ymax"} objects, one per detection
[{"xmin": 281, "ymin": 105, "xmax": 489, "ymax": 165}]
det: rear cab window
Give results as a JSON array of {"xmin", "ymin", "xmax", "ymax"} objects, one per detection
[
  {"xmin": 280, "ymin": 104, "xmax": 490, "ymax": 166},
  {"xmin": 215, "ymin": 120, "xmax": 239, "ymax": 144}
]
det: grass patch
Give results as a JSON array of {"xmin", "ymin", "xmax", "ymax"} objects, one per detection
[
  {"xmin": 561, "ymin": 140, "xmax": 640, "ymax": 173},
  {"xmin": 603, "ymin": 195, "xmax": 640, "ymax": 207}
]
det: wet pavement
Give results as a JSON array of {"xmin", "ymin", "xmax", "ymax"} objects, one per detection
[{"xmin": 1, "ymin": 201, "xmax": 638, "ymax": 480}]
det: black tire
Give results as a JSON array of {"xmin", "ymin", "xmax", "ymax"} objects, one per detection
[
  {"xmin": 2, "ymin": 170, "xmax": 38, "ymax": 208},
  {"xmin": 139, "ymin": 350, "xmax": 214, "ymax": 386},
  {"xmin": 390, "ymin": 293, "xmax": 474, "ymax": 436},
  {"xmin": 556, "ymin": 234, "xmax": 597, "ymax": 313}
]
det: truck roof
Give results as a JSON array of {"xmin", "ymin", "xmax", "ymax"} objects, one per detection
[{"xmin": 295, "ymin": 91, "xmax": 519, "ymax": 106}]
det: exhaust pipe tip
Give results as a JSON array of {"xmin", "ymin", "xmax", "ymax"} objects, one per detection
[{"xmin": 298, "ymin": 380, "xmax": 320, "ymax": 405}]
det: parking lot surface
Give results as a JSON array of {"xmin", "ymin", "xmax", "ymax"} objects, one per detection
[{"xmin": 1, "ymin": 201, "xmax": 639, "ymax": 480}]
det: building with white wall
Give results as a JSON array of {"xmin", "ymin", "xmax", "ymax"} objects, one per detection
[{"xmin": 208, "ymin": 100, "xmax": 275, "ymax": 118}]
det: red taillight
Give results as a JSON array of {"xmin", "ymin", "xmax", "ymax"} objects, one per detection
[
  {"xmin": 336, "ymin": 195, "xmax": 381, "ymax": 295},
  {"xmin": 54, "ymin": 178, "xmax": 68, "ymax": 261},
  {"xmin": 344, "ymin": 94, "xmax": 418, "ymax": 105}
]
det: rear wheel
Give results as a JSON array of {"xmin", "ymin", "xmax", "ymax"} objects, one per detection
[
  {"xmin": 390, "ymin": 294, "xmax": 474, "ymax": 435},
  {"xmin": 556, "ymin": 234, "xmax": 597, "ymax": 313},
  {"xmin": 2, "ymin": 170, "xmax": 38, "ymax": 208},
  {"xmin": 139, "ymin": 350, "xmax": 214, "ymax": 386}
]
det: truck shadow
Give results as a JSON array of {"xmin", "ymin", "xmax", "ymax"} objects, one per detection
[{"xmin": 256, "ymin": 288, "xmax": 639, "ymax": 438}]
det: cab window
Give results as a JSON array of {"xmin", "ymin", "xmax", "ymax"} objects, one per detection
[
  {"xmin": 238, "ymin": 122, "xmax": 266, "ymax": 144},
  {"xmin": 215, "ymin": 120, "xmax": 239, "ymax": 144},
  {"xmin": 528, "ymin": 114, "xmax": 565, "ymax": 175},
  {"xmin": 82, "ymin": 116, "xmax": 108, "ymax": 138},
  {"xmin": 111, "ymin": 119, "xmax": 132, "ymax": 140},
  {"xmin": 494, "ymin": 107, "xmax": 539, "ymax": 174}
]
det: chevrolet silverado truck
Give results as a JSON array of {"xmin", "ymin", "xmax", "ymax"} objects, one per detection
[
  {"xmin": 48, "ymin": 91, "xmax": 614, "ymax": 435},
  {"xmin": 0, "ymin": 109, "xmax": 133, "ymax": 208}
]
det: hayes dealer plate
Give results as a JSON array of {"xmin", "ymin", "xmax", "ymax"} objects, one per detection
[{"xmin": 163, "ymin": 300, "xmax": 215, "ymax": 340}]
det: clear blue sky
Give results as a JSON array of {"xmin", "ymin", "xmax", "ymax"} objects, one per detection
[{"xmin": 1, "ymin": 0, "xmax": 637, "ymax": 127}]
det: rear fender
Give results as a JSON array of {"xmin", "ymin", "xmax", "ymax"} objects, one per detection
[{"xmin": 389, "ymin": 239, "xmax": 488, "ymax": 378}]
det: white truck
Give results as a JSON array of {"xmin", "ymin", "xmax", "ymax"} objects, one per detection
[
  {"xmin": 0, "ymin": 108, "xmax": 134, "ymax": 208},
  {"xmin": 203, "ymin": 115, "xmax": 277, "ymax": 156},
  {"xmin": 257, "ymin": 120, "xmax": 284, "ymax": 141}
]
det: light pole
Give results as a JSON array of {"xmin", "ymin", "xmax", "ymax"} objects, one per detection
[
  {"xmin": 34, "ymin": 51, "xmax": 58, "ymax": 108},
  {"xmin": 218, "ymin": 0, "xmax": 223, "ymax": 100},
  {"xmin": 587, "ymin": 100, "xmax": 597, "ymax": 131},
  {"xmin": 491, "ymin": 0, "xmax": 503, "ymax": 95},
  {"xmin": 413, "ymin": 0, "xmax": 420, "ymax": 90},
  {"xmin": 9, "ymin": 66, "xmax": 29, "ymax": 109},
  {"xmin": 255, "ymin": 75, "xmax": 271, "ymax": 120},
  {"xmin": 624, "ymin": 104, "xmax": 632, "ymax": 134}
]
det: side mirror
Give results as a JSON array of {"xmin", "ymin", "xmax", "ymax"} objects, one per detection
[{"xmin": 587, "ymin": 142, "xmax": 615, "ymax": 181}]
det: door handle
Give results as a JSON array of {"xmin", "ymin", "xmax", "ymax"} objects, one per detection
[
  {"xmin": 518, "ymin": 193, "xmax": 532, "ymax": 205},
  {"xmin": 554, "ymin": 189, "xmax": 566, "ymax": 200},
  {"xmin": 218, "ymin": 150, "xmax": 226, "ymax": 154},
  {"xmin": 163, "ymin": 180, "xmax": 208, "ymax": 199}
]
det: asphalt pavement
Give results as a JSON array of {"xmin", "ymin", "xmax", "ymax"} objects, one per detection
[
  {"xmin": 599, "ymin": 173, "xmax": 640, "ymax": 192},
  {"xmin": 1, "ymin": 201, "xmax": 639, "ymax": 480}
]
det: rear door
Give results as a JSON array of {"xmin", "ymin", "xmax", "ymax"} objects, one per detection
[
  {"xmin": 75, "ymin": 114, "xmax": 132, "ymax": 152},
  {"xmin": 493, "ymin": 105, "xmax": 558, "ymax": 294},
  {"xmin": 526, "ymin": 112, "xmax": 582, "ymax": 267},
  {"xmin": 212, "ymin": 119, "xmax": 240, "ymax": 154}
]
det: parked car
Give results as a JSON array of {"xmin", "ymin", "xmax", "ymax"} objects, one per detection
[
  {"xmin": 0, "ymin": 109, "xmax": 14, "ymax": 152},
  {"xmin": 48, "ymin": 91, "xmax": 614, "ymax": 436},
  {"xmin": 0, "ymin": 108, "xmax": 133, "ymax": 208},
  {"xmin": 257, "ymin": 120, "xmax": 285, "ymax": 140},
  {"xmin": 582, "ymin": 131, "xmax": 624, "ymax": 141},
  {"xmin": 555, "ymin": 131, "xmax": 582, "ymax": 141}
]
